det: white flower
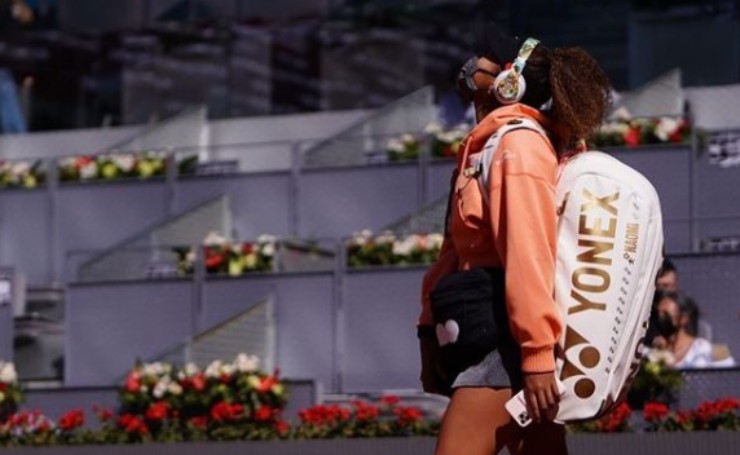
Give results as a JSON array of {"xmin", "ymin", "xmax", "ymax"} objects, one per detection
[
  {"xmin": 80, "ymin": 161, "xmax": 98, "ymax": 180},
  {"xmin": 257, "ymin": 234, "xmax": 277, "ymax": 244},
  {"xmin": 205, "ymin": 360, "xmax": 223, "ymax": 378},
  {"xmin": 153, "ymin": 382, "xmax": 167, "ymax": 399},
  {"xmin": 220, "ymin": 364, "xmax": 235, "ymax": 377},
  {"xmin": 184, "ymin": 362, "xmax": 200, "ymax": 377},
  {"xmin": 647, "ymin": 349, "xmax": 675, "ymax": 365},
  {"xmin": 426, "ymin": 233, "xmax": 444, "ymax": 250},
  {"xmin": 261, "ymin": 242, "xmax": 275, "ymax": 257},
  {"xmin": 392, "ymin": 237, "xmax": 415, "ymax": 256},
  {"xmin": 348, "ymin": 229, "xmax": 374, "ymax": 247},
  {"xmin": 234, "ymin": 353, "xmax": 260, "ymax": 373},
  {"xmin": 655, "ymin": 117, "xmax": 680, "ymax": 142},
  {"xmin": 611, "ymin": 106, "xmax": 632, "ymax": 121},
  {"xmin": 168, "ymin": 382, "xmax": 183, "ymax": 396},
  {"xmin": 0, "ymin": 362, "xmax": 17, "ymax": 384},
  {"xmin": 401, "ymin": 134, "xmax": 418, "ymax": 145},
  {"xmin": 11, "ymin": 162, "xmax": 31, "ymax": 176},
  {"xmin": 143, "ymin": 362, "xmax": 170, "ymax": 377},
  {"xmin": 59, "ymin": 157, "xmax": 77, "ymax": 168},
  {"xmin": 185, "ymin": 251, "xmax": 196, "ymax": 263},
  {"xmin": 203, "ymin": 231, "xmax": 228, "ymax": 247},
  {"xmin": 599, "ymin": 121, "xmax": 630, "ymax": 136},
  {"xmin": 423, "ymin": 122, "xmax": 443, "ymax": 135},
  {"xmin": 244, "ymin": 253, "xmax": 257, "ymax": 268},
  {"xmin": 111, "ymin": 153, "xmax": 136, "ymax": 172},
  {"xmin": 140, "ymin": 385, "xmax": 149, "ymax": 394},
  {"xmin": 375, "ymin": 230, "xmax": 396, "ymax": 245},
  {"xmin": 387, "ymin": 138, "xmax": 404, "ymax": 153}
]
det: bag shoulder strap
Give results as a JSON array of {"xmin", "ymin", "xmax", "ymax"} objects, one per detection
[{"xmin": 476, "ymin": 118, "xmax": 548, "ymax": 205}]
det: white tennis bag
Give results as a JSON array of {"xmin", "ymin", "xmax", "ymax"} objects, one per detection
[{"xmin": 477, "ymin": 119, "xmax": 664, "ymax": 422}]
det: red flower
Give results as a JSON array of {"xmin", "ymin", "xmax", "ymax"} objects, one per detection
[
  {"xmin": 145, "ymin": 401, "xmax": 169, "ymax": 421},
  {"xmin": 258, "ymin": 376, "xmax": 278, "ymax": 393},
  {"xmin": 118, "ymin": 414, "xmax": 149, "ymax": 435},
  {"xmin": 717, "ymin": 397, "xmax": 739, "ymax": 413},
  {"xmin": 210, "ymin": 402, "xmax": 244, "ymax": 422},
  {"xmin": 189, "ymin": 416, "xmax": 208, "ymax": 429},
  {"xmin": 669, "ymin": 120, "xmax": 686, "ymax": 143},
  {"xmin": 624, "ymin": 126, "xmax": 641, "ymax": 147},
  {"xmin": 242, "ymin": 243, "xmax": 255, "ymax": 255},
  {"xmin": 352, "ymin": 401, "xmax": 380, "ymax": 422},
  {"xmin": 394, "ymin": 406, "xmax": 423, "ymax": 425},
  {"xmin": 380, "ymin": 395, "xmax": 401, "ymax": 407},
  {"xmin": 59, "ymin": 409, "xmax": 85, "ymax": 431},
  {"xmin": 191, "ymin": 374, "xmax": 206, "ymax": 391},
  {"xmin": 643, "ymin": 402, "xmax": 669, "ymax": 422},
  {"xmin": 93, "ymin": 405, "xmax": 114, "ymax": 422},
  {"xmin": 254, "ymin": 405, "xmax": 274, "ymax": 422},
  {"xmin": 0, "ymin": 383, "xmax": 7, "ymax": 392},
  {"xmin": 75, "ymin": 156, "xmax": 95, "ymax": 168},
  {"xmin": 598, "ymin": 402, "xmax": 632, "ymax": 432},
  {"xmin": 125, "ymin": 372, "xmax": 141, "ymax": 393},
  {"xmin": 275, "ymin": 420, "xmax": 290, "ymax": 433},
  {"xmin": 205, "ymin": 253, "xmax": 224, "ymax": 269},
  {"xmin": 298, "ymin": 404, "xmax": 350, "ymax": 426}
]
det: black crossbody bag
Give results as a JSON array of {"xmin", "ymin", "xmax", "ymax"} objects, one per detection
[{"xmin": 428, "ymin": 169, "xmax": 507, "ymax": 376}]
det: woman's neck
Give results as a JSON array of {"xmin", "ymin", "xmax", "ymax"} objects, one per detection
[{"xmin": 669, "ymin": 331, "xmax": 695, "ymax": 362}]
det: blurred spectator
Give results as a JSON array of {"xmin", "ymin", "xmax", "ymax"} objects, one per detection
[
  {"xmin": 656, "ymin": 257, "xmax": 678, "ymax": 292},
  {"xmin": 0, "ymin": 0, "xmax": 33, "ymax": 30},
  {"xmin": 651, "ymin": 290, "xmax": 735, "ymax": 369},
  {"xmin": 0, "ymin": 69, "xmax": 27, "ymax": 133},
  {"xmin": 645, "ymin": 257, "xmax": 680, "ymax": 346},
  {"xmin": 0, "ymin": 1, "xmax": 32, "ymax": 133}
]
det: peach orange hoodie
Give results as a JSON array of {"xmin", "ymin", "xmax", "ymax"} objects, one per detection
[{"xmin": 420, "ymin": 103, "xmax": 563, "ymax": 374}]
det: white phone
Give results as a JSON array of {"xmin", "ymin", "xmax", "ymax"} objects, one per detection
[{"xmin": 505, "ymin": 379, "xmax": 566, "ymax": 428}]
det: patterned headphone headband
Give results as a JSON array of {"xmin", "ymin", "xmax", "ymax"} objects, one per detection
[{"xmin": 511, "ymin": 37, "xmax": 540, "ymax": 76}]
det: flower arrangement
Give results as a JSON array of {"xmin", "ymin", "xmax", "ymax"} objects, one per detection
[
  {"xmin": 424, "ymin": 122, "xmax": 469, "ymax": 159},
  {"xmin": 174, "ymin": 233, "xmax": 277, "ymax": 277},
  {"xmin": 0, "ymin": 362, "xmax": 23, "ymax": 422},
  {"xmin": 568, "ymin": 402, "xmax": 634, "ymax": 433},
  {"xmin": 294, "ymin": 396, "xmax": 437, "ymax": 439},
  {"xmin": 386, "ymin": 134, "xmax": 423, "ymax": 161},
  {"xmin": 385, "ymin": 123, "xmax": 470, "ymax": 162},
  {"xmin": 114, "ymin": 354, "xmax": 288, "ymax": 442},
  {"xmin": 627, "ymin": 354, "xmax": 684, "ymax": 409},
  {"xmin": 0, "ymin": 160, "xmax": 46, "ymax": 189},
  {"xmin": 58, "ymin": 151, "xmax": 168, "ymax": 183},
  {"xmin": 346, "ymin": 230, "xmax": 443, "ymax": 268},
  {"xmin": 644, "ymin": 398, "xmax": 740, "ymax": 432},
  {"xmin": 591, "ymin": 109, "xmax": 691, "ymax": 148}
]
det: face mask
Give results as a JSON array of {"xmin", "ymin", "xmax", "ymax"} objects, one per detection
[
  {"xmin": 655, "ymin": 313, "xmax": 679, "ymax": 337},
  {"xmin": 456, "ymin": 56, "xmax": 499, "ymax": 104}
]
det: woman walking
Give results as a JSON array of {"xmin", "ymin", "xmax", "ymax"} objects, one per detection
[{"xmin": 418, "ymin": 22, "xmax": 611, "ymax": 455}]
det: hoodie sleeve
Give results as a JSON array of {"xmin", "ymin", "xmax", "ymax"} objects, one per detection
[{"xmin": 488, "ymin": 129, "xmax": 563, "ymax": 373}]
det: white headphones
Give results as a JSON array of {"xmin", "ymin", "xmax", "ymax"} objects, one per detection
[{"xmin": 492, "ymin": 37, "xmax": 540, "ymax": 105}]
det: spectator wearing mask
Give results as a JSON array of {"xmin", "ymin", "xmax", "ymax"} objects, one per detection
[
  {"xmin": 651, "ymin": 290, "xmax": 735, "ymax": 368},
  {"xmin": 655, "ymin": 258, "xmax": 678, "ymax": 292}
]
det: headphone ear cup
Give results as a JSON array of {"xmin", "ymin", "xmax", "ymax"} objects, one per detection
[{"xmin": 493, "ymin": 70, "xmax": 527, "ymax": 105}]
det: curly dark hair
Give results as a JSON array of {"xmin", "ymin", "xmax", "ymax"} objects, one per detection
[{"xmin": 519, "ymin": 45, "xmax": 612, "ymax": 151}]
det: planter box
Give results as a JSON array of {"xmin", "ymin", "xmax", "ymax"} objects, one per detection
[{"xmin": 0, "ymin": 433, "xmax": 738, "ymax": 455}]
